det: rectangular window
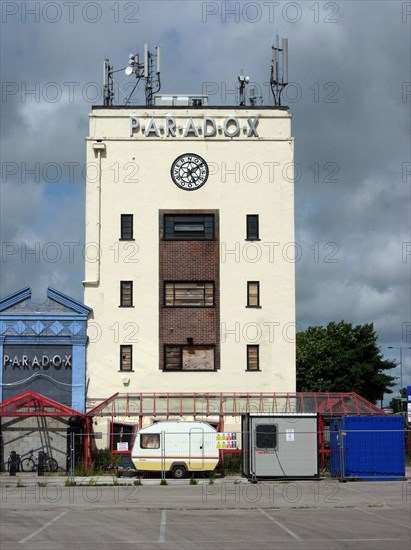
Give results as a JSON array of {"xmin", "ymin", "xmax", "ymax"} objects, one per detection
[
  {"xmin": 246, "ymin": 215, "xmax": 259, "ymax": 240},
  {"xmin": 164, "ymin": 282, "xmax": 214, "ymax": 307},
  {"xmin": 256, "ymin": 424, "xmax": 277, "ymax": 449},
  {"xmin": 247, "ymin": 281, "xmax": 260, "ymax": 307},
  {"xmin": 247, "ymin": 345, "xmax": 259, "ymax": 371},
  {"xmin": 110, "ymin": 422, "xmax": 134, "ymax": 452},
  {"xmin": 120, "ymin": 281, "xmax": 133, "ymax": 307},
  {"xmin": 164, "ymin": 345, "xmax": 215, "ymax": 371},
  {"xmin": 120, "ymin": 345, "xmax": 132, "ymax": 371},
  {"xmin": 121, "ymin": 214, "xmax": 133, "ymax": 240},
  {"xmin": 140, "ymin": 434, "xmax": 160, "ymax": 449},
  {"xmin": 164, "ymin": 214, "xmax": 214, "ymax": 240}
]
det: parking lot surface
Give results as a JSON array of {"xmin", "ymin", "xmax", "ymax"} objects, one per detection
[{"xmin": 1, "ymin": 475, "xmax": 410, "ymax": 549}]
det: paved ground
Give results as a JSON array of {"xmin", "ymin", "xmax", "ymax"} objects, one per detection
[{"xmin": 1, "ymin": 474, "xmax": 410, "ymax": 549}]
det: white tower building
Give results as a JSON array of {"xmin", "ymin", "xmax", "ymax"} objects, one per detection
[{"xmin": 84, "ymin": 96, "xmax": 295, "ymax": 404}]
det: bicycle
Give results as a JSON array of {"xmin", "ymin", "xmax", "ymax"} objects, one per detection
[{"xmin": 20, "ymin": 450, "xmax": 59, "ymax": 472}]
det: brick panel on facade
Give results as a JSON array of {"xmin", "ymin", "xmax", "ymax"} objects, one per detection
[{"xmin": 159, "ymin": 210, "xmax": 220, "ymax": 370}]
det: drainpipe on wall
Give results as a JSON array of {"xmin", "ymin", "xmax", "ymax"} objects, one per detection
[{"xmin": 82, "ymin": 142, "xmax": 105, "ymax": 287}]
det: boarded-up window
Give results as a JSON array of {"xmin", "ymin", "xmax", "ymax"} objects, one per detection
[
  {"xmin": 164, "ymin": 345, "xmax": 215, "ymax": 371},
  {"xmin": 120, "ymin": 281, "xmax": 133, "ymax": 307},
  {"xmin": 164, "ymin": 346, "xmax": 181, "ymax": 370},
  {"xmin": 120, "ymin": 345, "xmax": 132, "ymax": 371},
  {"xmin": 182, "ymin": 347, "xmax": 214, "ymax": 370},
  {"xmin": 165, "ymin": 282, "xmax": 214, "ymax": 307},
  {"xmin": 247, "ymin": 281, "xmax": 260, "ymax": 307},
  {"xmin": 247, "ymin": 345, "xmax": 259, "ymax": 371},
  {"xmin": 164, "ymin": 214, "xmax": 214, "ymax": 240}
]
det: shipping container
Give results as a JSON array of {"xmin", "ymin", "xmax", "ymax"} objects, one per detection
[{"xmin": 330, "ymin": 415, "xmax": 405, "ymax": 480}]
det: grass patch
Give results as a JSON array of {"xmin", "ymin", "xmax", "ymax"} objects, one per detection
[
  {"xmin": 335, "ymin": 505, "xmax": 355, "ymax": 509},
  {"xmin": 64, "ymin": 478, "xmax": 76, "ymax": 486},
  {"xmin": 72, "ymin": 449, "xmax": 123, "ymax": 476},
  {"xmin": 223, "ymin": 453, "xmax": 242, "ymax": 475},
  {"xmin": 63, "ymin": 478, "xmax": 135, "ymax": 487},
  {"xmin": 160, "ymin": 479, "xmax": 168, "ymax": 486}
]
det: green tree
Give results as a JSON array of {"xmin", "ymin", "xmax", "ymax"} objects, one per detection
[{"xmin": 296, "ymin": 321, "xmax": 396, "ymax": 404}]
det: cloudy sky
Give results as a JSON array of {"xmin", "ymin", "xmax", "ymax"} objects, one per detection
[{"xmin": 1, "ymin": 1, "xmax": 410, "ymax": 397}]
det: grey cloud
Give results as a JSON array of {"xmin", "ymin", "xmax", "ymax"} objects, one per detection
[{"xmin": 1, "ymin": 1, "xmax": 410, "ymax": 393}]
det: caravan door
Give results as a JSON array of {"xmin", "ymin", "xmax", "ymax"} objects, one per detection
[{"xmin": 189, "ymin": 427, "xmax": 204, "ymax": 470}]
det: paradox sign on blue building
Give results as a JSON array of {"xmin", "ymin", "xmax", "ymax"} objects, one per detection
[{"xmin": 0, "ymin": 287, "xmax": 91, "ymax": 413}]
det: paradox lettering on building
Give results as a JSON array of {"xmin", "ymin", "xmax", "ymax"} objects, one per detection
[
  {"xmin": 129, "ymin": 115, "xmax": 260, "ymax": 138},
  {"xmin": 3, "ymin": 352, "xmax": 72, "ymax": 370},
  {"xmin": 0, "ymin": 287, "xmax": 91, "ymax": 411}
]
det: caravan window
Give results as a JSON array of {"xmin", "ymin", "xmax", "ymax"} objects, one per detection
[
  {"xmin": 141, "ymin": 434, "xmax": 160, "ymax": 449},
  {"xmin": 256, "ymin": 424, "xmax": 277, "ymax": 449}
]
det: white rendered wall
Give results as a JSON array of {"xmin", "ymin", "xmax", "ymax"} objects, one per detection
[{"xmin": 84, "ymin": 107, "xmax": 295, "ymax": 402}]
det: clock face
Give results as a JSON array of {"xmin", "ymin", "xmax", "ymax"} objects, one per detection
[{"xmin": 171, "ymin": 153, "xmax": 209, "ymax": 190}]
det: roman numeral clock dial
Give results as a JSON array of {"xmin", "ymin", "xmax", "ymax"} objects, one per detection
[{"xmin": 171, "ymin": 153, "xmax": 209, "ymax": 190}]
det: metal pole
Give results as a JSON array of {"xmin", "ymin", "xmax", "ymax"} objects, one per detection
[
  {"xmin": 161, "ymin": 431, "xmax": 165, "ymax": 481},
  {"xmin": 250, "ymin": 426, "xmax": 257, "ymax": 483},
  {"xmin": 70, "ymin": 431, "xmax": 75, "ymax": 479},
  {"xmin": 400, "ymin": 347, "xmax": 403, "ymax": 395},
  {"xmin": 338, "ymin": 429, "xmax": 345, "ymax": 482}
]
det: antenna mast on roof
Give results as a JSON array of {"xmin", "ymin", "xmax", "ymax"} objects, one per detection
[
  {"xmin": 103, "ymin": 44, "xmax": 161, "ymax": 106},
  {"xmin": 103, "ymin": 59, "xmax": 114, "ymax": 106},
  {"xmin": 238, "ymin": 70, "xmax": 250, "ymax": 107},
  {"xmin": 270, "ymin": 36, "xmax": 288, "ymax": 107}
]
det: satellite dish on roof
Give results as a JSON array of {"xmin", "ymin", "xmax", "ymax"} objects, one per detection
[{"xmin": 103, "ymin": 44, "xmax": 161, "ymax": 106}]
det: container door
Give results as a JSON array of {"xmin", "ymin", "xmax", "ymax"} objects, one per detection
[
  {"xmin": 189, "ymin": 428, "xmax": 204, "ymax": 469},
  {"xmin": 251, "ymin": 416, "xmax": 319, "ymax": 478},
  {"xmin": 329, "ymin": 418, "xmax": 342, "ymax": 477},
  {"xmin": 252, "ymin": 419, "xmax": 279, "ymax": 477}
]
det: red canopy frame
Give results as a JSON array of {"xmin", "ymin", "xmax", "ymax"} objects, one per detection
[
  {"xmin": 0, "ymin": 390, "xmax": 84, "ymax": 417},
  {"xmin": 0, "ymin": 391, "xmax": 386, "ymax": 470}
]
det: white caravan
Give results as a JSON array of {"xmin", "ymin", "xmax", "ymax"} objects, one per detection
[{"xmin": 131, "ymin": 421, "xmax": 219, "ymax": 478}]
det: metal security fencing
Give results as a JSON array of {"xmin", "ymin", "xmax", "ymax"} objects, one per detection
[
  {"xmin": 330, "ymin": 428, "xmax": 408, "ymax": 481},
  {"xmin": 5, "ymin": 425, "xmax": 410, "ymax": 481},
  {"xmin": 68, "ymin": 426, "xmax": 323, "ymax": 480}
]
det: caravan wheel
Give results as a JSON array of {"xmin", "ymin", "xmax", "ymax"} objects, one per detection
[{"xmin": 172, "ymin": 465, "xmax": 187, "ymax": 479}]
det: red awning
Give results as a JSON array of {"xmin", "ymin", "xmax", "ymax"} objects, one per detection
[{"xmin": 0, "ymin": 390, "xmax": 84, "ymax": 417}]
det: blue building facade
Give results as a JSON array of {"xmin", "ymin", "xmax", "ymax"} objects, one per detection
[{"xmin": 0, "ymin": 287, "xmax": 91, "ymax": 413}]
